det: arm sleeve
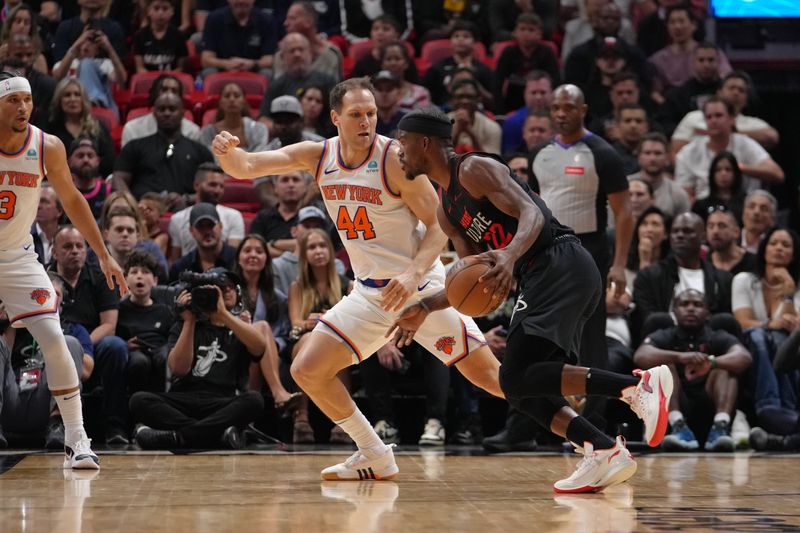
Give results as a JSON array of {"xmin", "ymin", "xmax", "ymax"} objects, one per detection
[
  {"xmin": 592, "ymin": 139, "xmax": 629, "ymax": 195},
  {"xmin": 738, "ymin": 135, "xmax": 770, "ymax": 165},
  {"xmin": 72, "ymin": 324, "xmax": 95, "ymax": 357},
  {"xmin": 642, "ymin": 328, "xmax": 671, "ymax": 348},
  {"xmin": 709, "ymin": 330, "xmax": 741, "ymax": 356},
  {"xmin": 94, "ymin": 273, "xmax": 121, "ymax": 312},
  {"xmin": 673, "ymin": 147, "xmax": 694, "ymax": 190},
  {"xmin": 227, "ymin": 211, "xmax": 245, "ymax": 241},
  {"xmin": 671, "ymin": 112, "xmax": 697, "ymax": 142}
]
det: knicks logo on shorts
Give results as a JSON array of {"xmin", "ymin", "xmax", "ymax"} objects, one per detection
[
  {"xmin": 30, "ymin": 288, "xmax": 50, "ymax": 306},
  {"xmin": 435, "ymin": 336, "xmax": 456, "ymax": 354}
]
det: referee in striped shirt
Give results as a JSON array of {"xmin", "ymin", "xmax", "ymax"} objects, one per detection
[{"xmin": 528, "ymin": 84, "xmax": 634, "ymax": 429}]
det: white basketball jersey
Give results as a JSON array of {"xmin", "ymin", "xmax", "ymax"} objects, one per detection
[
  {"xmin": 0, "ymin": 126, "xmax": 46, "ymax": 250},
  {"xmin": 316, "ymin": 134, "xmax": 428, "ymax": 280}
]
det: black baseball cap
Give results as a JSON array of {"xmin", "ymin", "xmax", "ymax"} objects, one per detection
[{"xmin": 190, "ymin": 202, "xmax": 221, "ymax": 226}]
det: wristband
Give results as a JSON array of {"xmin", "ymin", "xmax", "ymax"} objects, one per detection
[
  {"xmin": 418, "ymin": 299, "xmax": 430, "ymax": 313},
  {"xmin": 709, "ymin": 355, "xmax": 717, "ymax": 369}
]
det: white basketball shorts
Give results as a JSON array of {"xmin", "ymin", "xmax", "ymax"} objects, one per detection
[{"xmin": 313, "ymin": 267, "xmax": 486, "ymax": 366}]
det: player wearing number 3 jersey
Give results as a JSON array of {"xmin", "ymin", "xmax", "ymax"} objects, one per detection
[
  {"xmin": 0, "ymin": 74, "xmax": 127, "ymax": 469},
  {"xmin": 213, "ymin": 77, "xmax": 504, "ymax": 481}
]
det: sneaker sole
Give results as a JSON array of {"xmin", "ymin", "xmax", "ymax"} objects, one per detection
[
  {"xmin": 553, "ymin": 460, "xmax": 637, "ymax": 494},
  {"xmin": 321, "ymin": 468, "xmax": 399, "ymax": 481},
  {"xmin": 647, "ymin": 366, "xmax": 673, "ymax": 447},
  {"xmin": 707, "ymin": 436, "xmax": 735, "ymax": 452},
  {"xmin": 418, "ymin": 439, "xmax": 445, "ymax": 446},
  {"xmin": 64, "ymin": 457, "xmax": 100, "ymax": 470}
]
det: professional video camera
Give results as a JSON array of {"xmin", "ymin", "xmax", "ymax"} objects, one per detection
[{"xmin": 152, "ymin": 269, "xmax": 238, "ymax": 316}]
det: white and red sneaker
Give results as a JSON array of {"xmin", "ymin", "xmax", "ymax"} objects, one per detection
[
  {"xmin": 553, "ymin": 436, "xmax": 637, "ymax": 494},
  {"xmin": 321, "ymin": 445, "xmax": 399, "ymax": 481},
  {"xmin": 621, "ymin": 365, "xmax": 673, "ymax": 447}
]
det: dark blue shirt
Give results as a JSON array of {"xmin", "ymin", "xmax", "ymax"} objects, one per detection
[
  {"xmin": 201, "ymin": 6, "xmax": 276, "ymax": 60},
  {"xmin": 169, "ymin": 242, "xmax": 237, "ymax": 283},
  {"xmin": 52, "ymin": 16, "xmax": 126, "ymax": 62}
]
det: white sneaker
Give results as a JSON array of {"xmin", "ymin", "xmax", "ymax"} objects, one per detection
[
  {"xmin": 418, "ymin": 418, "xmax": 445, "ymax": 446},
  {"xmin": 621, "ymin": 365, "xmax": 673, "ymax": 447},
  {"xmin": 374, "ymin": 420, "xmax": 400, "ymax": 445},
  {"xmin": 554, "ymin": 436, "xmax": 637, "ymax": 494},
  {"xmin": 731, "ymin": 410, "xmax": 750, "ymax": 449},
  {"xmin": 321, "ymin": 444, "xmax": 399, "ymax": 481},
  {"xmin": 63, "ymin": 437, "xmax": 100, "ymax": 470}
]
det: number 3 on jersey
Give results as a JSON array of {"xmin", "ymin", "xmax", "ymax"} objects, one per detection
[
  {"xmin": 336, "ymin": 205, "xmax": 376, "ymax": 240},
  {"xmin": 0, "ymin": 190, "xmax": 17, "ymax": 220}
]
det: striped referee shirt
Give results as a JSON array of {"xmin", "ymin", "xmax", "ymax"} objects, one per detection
[{"xmin": 528, "ymin": 132, "xmax": 628, "ymax": 235}]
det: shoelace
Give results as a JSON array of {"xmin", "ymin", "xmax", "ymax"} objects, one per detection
[
  {"xmin": 569, "ymin": 451, "xmax": 599, "ymax": 480},
  {"xmin": 343, "ymin": 450, "xmax": 367, "ymax": 468},
  {"xmin": 71, "ymin": 437, "xmax": 94, "ymax": 454}
]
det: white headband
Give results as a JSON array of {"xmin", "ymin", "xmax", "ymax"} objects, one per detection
[{"xmin": 0, "ymin": 77, "xmax": 31, "ymax": 99}]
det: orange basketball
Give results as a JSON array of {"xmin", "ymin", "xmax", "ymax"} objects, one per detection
[{"xmin": 445, "ymin": 256, "xmax": 502, "ymax": 317}]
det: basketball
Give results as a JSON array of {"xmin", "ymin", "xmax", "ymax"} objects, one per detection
[{"xmin": 445, "ymin": 255, "xmax": 502, "ymax": 316}]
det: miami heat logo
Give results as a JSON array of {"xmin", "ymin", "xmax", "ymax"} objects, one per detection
[
  {"xmin": 3, "ymin": 80, "xmax": 10, "ymax": 91},
  {"xmin": 30, "ymin": 288, "xmax": 50, "ymax": 306},
  {"xmin": 435, "ymin": 336, "xmax": 456, "ymax": 354}
]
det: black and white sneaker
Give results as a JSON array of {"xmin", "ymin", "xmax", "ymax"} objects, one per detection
[{"xmin": 64, "ymin": 438, "xmax": 100, "ymax": 470}]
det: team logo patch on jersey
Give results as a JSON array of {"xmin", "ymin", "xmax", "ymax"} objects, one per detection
[
  {"xmin": 435, "ymin": 336, "xmax": 456, "ymax": 354},
  {"xmin": 26, "ymin": 149, "xmax": 36, "ymax": 157},
  {"xmin": 367, "ymin": 161, "xmax": 379, "ymax": 172},
  {"xmin": 30, "ymin": 288, "xmax": 51, "ymax": 306},
  {"xmin": 565, "ymin": 166, "xmax": 584, "ymax": 175}
]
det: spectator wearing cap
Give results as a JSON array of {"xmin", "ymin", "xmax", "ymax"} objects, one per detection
[
  {"xmin": 493, "ymin": 13, "xmax": 559, "ymax": 114},
  {"xmin": 501, "ymin": 70, "xmax": 554, "ymax": 154},
  {"xmin": 374, "ymin": 70, "xmax": 407, "ymax": 137},
  {"xmin": 169, "ymin": 203, "xmax": 237, "ymax": 282},
  {"xmin": 113, "ymin": 92, "xmax": 214, "ymax": 210},
  {"xmin": 68, "ymin": 136, "xmax": 111, "ymax": 221},
  {"xmin": 273, "ymin": 1, "xmax": 343, "ymax": 82},
  {"xmin": 422, "ymin": 21, "xmax": 494, "ymax": 107},
  {"xmin": 259, "ymin": 32, "xmax": 336, "ymax": 120},
  {"xmin": 563, "ymin": 4, "xmax": 651, "ymax": 96},
  {"xmin": 271, "ymin": 205, "xmax": 345, "ymax": 295},
  {"xmin": 449, "ymin": 79, "xmax": 502, "ymax": 155},
  {"xmin": 169, "ymin": 163, "xmax": 246, "ymax": 259},
  {"xmin": 121, "ymin": 74, "xmax": 200, "ymax": 148},
  {"xmin": 250, "ymin": 171, "xmax": 310, "ymax": 258},
  {"xmin": 200, "ymin": 0, "xmax": 277, "ymax": 78}
]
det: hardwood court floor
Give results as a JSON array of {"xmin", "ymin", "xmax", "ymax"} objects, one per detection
[{"xmin": 1, "ymin": 450, "xmax": 800, "ymax": 532}]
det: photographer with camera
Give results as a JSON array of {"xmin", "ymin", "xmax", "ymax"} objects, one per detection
[{"xmin": 129, "ymin": 268, "xmax": 265, "ymax": 450}]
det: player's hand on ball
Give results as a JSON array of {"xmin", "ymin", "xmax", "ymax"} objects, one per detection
[
  {"xmin": 476, "ymin": 249, "xmax": 513, "ymax": 302},
  {"xmin": 99, "ymin": 254, "xmax": 128, "ymax": 296},
  {"xmin": 385, "ymin": 302, "xmax": 429, "ymax": 347},
  {"xmin": 212, "ymin": 131, "xmax": 240, "ymax": 157}
]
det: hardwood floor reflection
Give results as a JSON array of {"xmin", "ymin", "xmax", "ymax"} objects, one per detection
[{"xmin": 1, "ymin": 451, "xmax": 799, "ymax": 532}]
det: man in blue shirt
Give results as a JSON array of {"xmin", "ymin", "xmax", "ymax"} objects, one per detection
[{"xmin": 200, "ymin": 0, "xmax": 277, "ymax": 78}]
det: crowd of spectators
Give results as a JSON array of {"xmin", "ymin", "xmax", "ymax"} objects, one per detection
[{"xmin": 0, "ymin": 0, "xmax": 798, "ymax": 454}]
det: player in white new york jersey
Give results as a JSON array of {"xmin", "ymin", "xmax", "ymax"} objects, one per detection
[
  {"xmin": 213, "ymin": 78, "xmax": 505, "ymax": 481},
  {"xmin": 0, "ymin": 74, "xmax": 127, "ymax": 469}
]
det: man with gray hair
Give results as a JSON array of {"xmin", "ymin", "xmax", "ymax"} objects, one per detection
[
  {"xmin": 258, "ymin": 33, "xmax": 337, "ymax": 120},
  {"xmin": 741, "ymin": 189, "xmax": 777, "ymax": 254},
  {"xmin": 273, "ymin": 1, "xmax": 343, "ymax": 81}
]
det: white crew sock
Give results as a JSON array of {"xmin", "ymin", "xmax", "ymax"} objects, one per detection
[
  {"xmin": 668, "ymin": 410, "xmax": 684, "ymax": 428},
  {"xmin": 53, "ymin": 390, "xmax": 86, "ymax": 445},
  {"xmin": 334, "ymin": 409, "xmax": 387, "ymax": 456},
  {"xmin": 714, "ymin": 412, "xmax": 731, "ymax": 425}
]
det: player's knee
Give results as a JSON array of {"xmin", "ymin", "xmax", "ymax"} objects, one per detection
[{"xmin": 499, "ymin": 363, "xmax": 526, "ymax": 400}]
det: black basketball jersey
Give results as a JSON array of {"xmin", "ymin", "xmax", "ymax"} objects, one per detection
[{"xmin": 441, "ymin": 152, "xmax": 574, "ymax": 274}]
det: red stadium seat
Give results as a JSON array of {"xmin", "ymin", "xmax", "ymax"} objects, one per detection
[
  {"xmin": 420, "ymin": 39, "xmax": 488, "ymax": 66},
  {"xmin": 221, "ymin": 178, "xmax": 261, "ymax": 213},
  {"xmin": 129, "ymin": 71, "xmax": 194, "ymax": 108},
  {"xmin": 91, "ymin": 107, "xmax": 119, "ymax": 131},
  {"xmin": 243, "ymin": 211, "xmax": 257, "ymax": 233},
  {"xmin": 202, "ymin": 71, "xmax": 267, "ymax": 110}
]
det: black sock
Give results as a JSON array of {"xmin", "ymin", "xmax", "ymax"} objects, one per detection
[
  {"xmin": 585, "ymin": 367, "xmax": 639, "ymax": 397},
  {"xmin": 566, "ymin": 416, "xmax": 615, "ymax": 450}
]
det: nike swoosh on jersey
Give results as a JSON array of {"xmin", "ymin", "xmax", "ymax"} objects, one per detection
[
  {"xmin": 417, "ymin": 280, "xmax": 431, "ymax": 291},
  {"xmin": 324, "ymin": 166, "xmax": 337, "ymax": 175},
  {"xmin": 23, "ymin": 244, "xmax": 32, "ymax": 250}
]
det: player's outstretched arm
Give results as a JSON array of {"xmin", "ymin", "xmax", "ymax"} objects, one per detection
[
  {"xmin": 44, "ymin": 134, "xmax": 128, "ymax": 295},
  {"xmin": 212, "ymin": 131, "xmax": 322, "ymax": 179}
]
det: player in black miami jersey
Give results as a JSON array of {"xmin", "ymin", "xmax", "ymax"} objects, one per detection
[{"xmin": 389, "ymin": 107, "xmax": 673, "ymax": 493}]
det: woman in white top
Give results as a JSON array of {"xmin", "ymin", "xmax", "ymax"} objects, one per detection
[
  {"xmin": 732, "ymin": 226, "xmax": 800, "ymax": 433},
  {"xmin": 199, "ymin": 82, "xmax": 268, "ymax": 157}
]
